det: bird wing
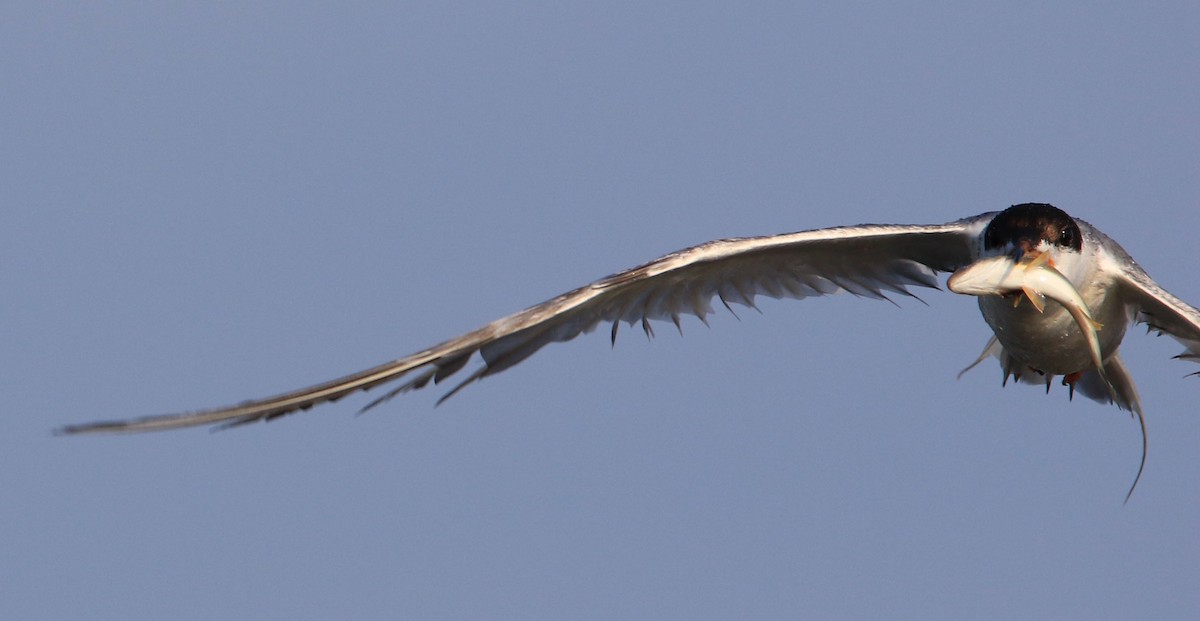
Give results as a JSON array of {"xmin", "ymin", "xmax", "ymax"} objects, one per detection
[
  {"xmin": 1108, "ymin": 248, "xmax": 1200, "ymax": 370},
  {"xmin": 58, "ymin": 216, "xmax": 989, "ymax": 434}
]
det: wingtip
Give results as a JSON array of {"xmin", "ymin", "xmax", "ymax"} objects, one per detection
[{"xmin": 52, "ymin": 421, "xmax": 128, "ymax": 436}]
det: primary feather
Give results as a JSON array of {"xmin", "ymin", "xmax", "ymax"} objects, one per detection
[{"xmin": 58, "ymin": 220, "xmax": 982, "ymax": 433}]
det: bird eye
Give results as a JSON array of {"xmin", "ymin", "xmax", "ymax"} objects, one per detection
[{"xmin": 1059, "ymin": 226, "xmax": 1077, "ymax": 248}]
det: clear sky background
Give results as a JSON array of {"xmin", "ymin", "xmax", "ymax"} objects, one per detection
[{"xmin": 4, "ymin": 2, "xmax": 1198, "ymax": 619}]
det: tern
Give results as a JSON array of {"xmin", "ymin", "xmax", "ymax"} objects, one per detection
[{"xmin": 59, "ymin": 204, "xmax": 1199, "ymax": 498}]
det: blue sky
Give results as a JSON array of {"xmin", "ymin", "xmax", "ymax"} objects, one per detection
[{"xmin": 4, "ymin": 2, "xmax": 1198, "ymax": 619}]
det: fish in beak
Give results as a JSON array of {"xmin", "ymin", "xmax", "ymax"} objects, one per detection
[{"xmin": 948, "ymin": 254, "xmax": 1116, "ymax": 402}]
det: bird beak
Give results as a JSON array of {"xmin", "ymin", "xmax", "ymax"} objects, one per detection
[
  {"xmin": 1011, "ymin": 240, "xmax": 1035, "ymax": 262},
  {"xmin": 1011, "ymin": 240, "xmax": 1051, "ymax": 268}
]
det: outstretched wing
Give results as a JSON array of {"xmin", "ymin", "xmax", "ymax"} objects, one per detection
[
  {"xmin": 58, "ymin": 216, "xmax": 989, "ymax": 434},
  {"xmin": 1106, "ymin": 245, "xmax": 1200, "ymax": 371}
]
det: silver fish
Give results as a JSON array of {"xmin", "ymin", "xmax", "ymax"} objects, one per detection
[{"xmin": 947, "ymin": 253, "xmax": 1116, "ymax": 401}]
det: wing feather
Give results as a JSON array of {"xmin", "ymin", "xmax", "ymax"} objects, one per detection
[
  {"xmin": 58, "ymin": 217, "xmax": 986, "ymax": 434},
  {"xmin": 1099, "ymin": 234, "xmax": 1200, "ymax": 369}
]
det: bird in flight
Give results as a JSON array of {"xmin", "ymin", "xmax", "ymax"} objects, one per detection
[{"xmin": 59, "ymin": 204, "xmax": 1198, "ymax": 498}]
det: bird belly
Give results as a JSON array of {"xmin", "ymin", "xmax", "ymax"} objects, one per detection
[{"xmin": 977, "ymin": 293, "xmax": 1128, "ymax": 375}]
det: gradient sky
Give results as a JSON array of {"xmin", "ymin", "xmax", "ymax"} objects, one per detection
[{"xmin": 4, "ymin": 2, "xmax": 1198, "ymax": 619}]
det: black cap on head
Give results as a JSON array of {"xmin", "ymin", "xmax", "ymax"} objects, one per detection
[{"xmin": 983, "ymin": 203, "xmax": 1082, "ymax": 253}]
